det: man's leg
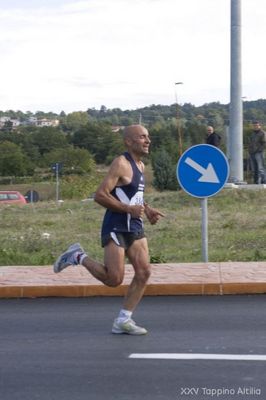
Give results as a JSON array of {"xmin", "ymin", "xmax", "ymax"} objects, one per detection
[
  {"xmin": 54, "ymin": 240, "xmax": 125, "ymax": 287},
  {"xmin": 83, "ymin": 238, "xmax": 151, "ymax": 335},
  {"xmin": 250, "ymin": 154, "xmax": 258, "ymax": 183},
  {"xmin": 82, "ymin": 240, "xmax": 125, "ymax": 287},
  {"xmin": 123, "ymin": 237, "xmax": 151, "ymax": 311},
  {"xmin": 111, "ymin": 237, "xmax": 151, "ymax": 335},
  {"xmin": 255, "ymin": 152, "xmax": 265, "ymax": 184},
  {"xmin": 54, "ymin": 239, "xmax": 150, "ymax": 335}
]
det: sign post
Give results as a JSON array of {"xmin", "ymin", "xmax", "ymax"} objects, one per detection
[
  {"xmin": 201, "ymin": 197, "xmax": 208, "ymax": 262},
  {"xmin": 176, "ymin": 145, "xmax": 229, "ymax": 262},
  {"xmin": 51, "ymin": 162, "xmax": 63, "ymax": 202}
]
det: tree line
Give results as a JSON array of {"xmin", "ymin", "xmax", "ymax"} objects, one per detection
[{"xmin": 0, "ymin": 99, "xmax": 265, "ymax": 190}]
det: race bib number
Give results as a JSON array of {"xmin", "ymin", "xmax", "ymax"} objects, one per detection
[{"xmin": 130, "ymin": 191, "xmax": 144, "ymax": 206}]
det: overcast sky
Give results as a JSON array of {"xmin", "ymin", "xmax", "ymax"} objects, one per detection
[{"xmin": 0, "ymin": 0, "xmax": 265, "ymax": 113}]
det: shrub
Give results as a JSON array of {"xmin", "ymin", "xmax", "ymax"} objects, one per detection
[
  {"xmin": 60, "ymin": 174, "xmax": 101, "ymax": 199},
  {"xmin": 151, "ymin": 148, "xmax": 178, "ymax": 190}
]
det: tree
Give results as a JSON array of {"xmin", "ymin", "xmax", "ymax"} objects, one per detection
[
  {"xmin": 184, "ymin": 120, "xmax": 207, "ymax": 147},
  {"xmin": 149, "ymin": 119, "xmax": 177, "ymax": 150},
  {"xmin": 0, "ymin": 141, "xmax": 34, "ymax": 176},
  {"xmin": 72, "ymin": 122, "xmax": 124, "ymax": 164},
  {"xmin": 2, "ymin": 120, "xmax": 13, "ymax": 132},
  {"xmin": 1, "ymin": 130, "xmax": 40, "ymax": 163},
  {"xmin": 63, "ymin": 111, "xmax": 90, "ymax": 132},
  {"xmin": 151, "ymin": 148, "xmax": 178, "ymax": 191},
  {"xmin": 31, "ymin": 127, "xmax": 69, "ymax": 157},
  {"xmin": 43, "ymin": 146, "xmax": 96, "ymax": 175},
  {"xmin": 100, "ymin": 105, "xmax": 107, "ymax": 114}
]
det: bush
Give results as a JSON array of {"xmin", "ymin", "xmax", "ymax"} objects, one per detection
[
  {"xmin": 60, "ymin": 174, "xmax": 101, "ymax": 199},
  {"xmin": 151, "ymin": 148, "xmax": 178, "ymax": 191}
]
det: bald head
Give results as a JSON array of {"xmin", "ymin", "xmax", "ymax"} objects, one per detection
[
  {"xmin": 123, "ymin": 124, "xmax": 148, "ymax": 140},
  {"xmin": 123, "ymin": 124, "xmax": 150, "ymax": 156},
  {"xmin": 207, "ymin": 126, "xmax": 214, "ymax": 135}
]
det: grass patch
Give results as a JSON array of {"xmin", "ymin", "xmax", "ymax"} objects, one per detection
[{"xmin": 0, "ymin": 188, "xmax": 266, "ymax": 265}]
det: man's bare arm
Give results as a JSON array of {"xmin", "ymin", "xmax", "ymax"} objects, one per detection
[{"xmin": 94, "ymin": 157, "xmax": 144, "ymax": 218}]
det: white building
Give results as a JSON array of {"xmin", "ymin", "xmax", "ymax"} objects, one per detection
[
  {"xmin": 36, "ymin": 118, "xmax": 60, "ymax": 127},
  {"xmin": 0, "ymin": 116, "xmax": 21, "ymax": 129}
]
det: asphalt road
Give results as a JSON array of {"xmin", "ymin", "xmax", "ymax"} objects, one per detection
[{"xmin": 1, "ymin": 295, "xmax": 266, "ymax": 400}]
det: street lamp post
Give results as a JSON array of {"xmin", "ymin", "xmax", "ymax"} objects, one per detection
[
  {"xmin": 175, "ymin": 82, "xmax": 183, "ymax": 156},
  {"xmin": 229, "ymin": 0, "xmax": 243, "ymax": 183}
]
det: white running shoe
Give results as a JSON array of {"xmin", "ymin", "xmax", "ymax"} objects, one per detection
[
  {"xmin": 112, "ymin": 318, "xmax": 148, "ymax": 335},
  {"xmin": 53, "ymin": 243, "xmax": 84, "ymax": 273}
]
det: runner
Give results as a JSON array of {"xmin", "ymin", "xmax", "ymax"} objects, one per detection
[{"xmin": 53, "ymin": 124, "xmax": 165, "ymax": 335}]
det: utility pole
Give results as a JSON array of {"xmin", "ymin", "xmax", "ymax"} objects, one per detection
[
  {"xmin": 175, "ymin": 82, "xmax": 183, "ymax": 156},
  {"xmin": 55, "ymin": 163, "xmax": 60, "ymax": 203},
  {"xmin": 51, "ymin": 162, "xmax": 62, "ymax": 203},
  {"xmin": 229, "ymin": 0, "xmax": 244, "ymax": 183}
]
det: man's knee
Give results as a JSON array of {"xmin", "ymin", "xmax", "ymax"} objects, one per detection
[
  {"xmin": 105, "ymin": 275, "xmax": 124, "ymax": 287},
  {"xmin": 135, "ymin": 264, "xmax": 151, "ymax": 284}
]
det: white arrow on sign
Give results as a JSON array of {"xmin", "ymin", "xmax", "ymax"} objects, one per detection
[{"xmin": 184, "ymin": 157, "xmax": 220, "ymax": 183}]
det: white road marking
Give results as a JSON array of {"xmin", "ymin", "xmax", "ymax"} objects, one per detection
[{"xmin": 129, "ymin": 353, "xmax": 266, "ymax": 361}]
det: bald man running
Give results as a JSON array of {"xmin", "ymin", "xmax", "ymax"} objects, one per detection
[{"xmin": 53, "ymin": 125, "xmax": 165, "ymax": 335}]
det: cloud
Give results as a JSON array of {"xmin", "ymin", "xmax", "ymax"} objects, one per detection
[{"xmin": 0, "ymin": 0, "xmax": 265, "ymax": 112}]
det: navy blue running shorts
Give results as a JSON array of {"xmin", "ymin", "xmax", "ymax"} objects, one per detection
[{"xmin": 101, "ymin": 230, "xmax": 145, "ymax": 250}]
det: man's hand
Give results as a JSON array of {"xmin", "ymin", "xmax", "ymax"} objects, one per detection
[
  {"xmin": 128, "ymin": 204, "xmax": 145, "ymax": 218},
  {"xmin": 144, "ymin": 203, "xmax": 165, "ymax": 225}
]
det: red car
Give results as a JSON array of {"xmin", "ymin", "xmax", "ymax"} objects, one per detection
[{"xmin": 0, "ymin": 191, "xmax": 27, "ymax": 205}]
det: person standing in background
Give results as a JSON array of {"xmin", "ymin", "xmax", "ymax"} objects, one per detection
[
  {"xmin": 248, "ymin": 121, "xmax": 266, "ymax": 184},
  {"xmin": 206, "ymin": 126, "xmax": 221, "ymax": 147}
]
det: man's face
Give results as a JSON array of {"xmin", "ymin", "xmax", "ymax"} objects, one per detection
[
  {"xmin": 130, "ymin": 128, "xmax": 151, "ymax": 155},
  {"xmin": 207, "ymin": 127, "xmax": 213, "ymax": 135},
  {"xmin": 253, "ymin": 123, "xmax": 261, "ymax": 131}
]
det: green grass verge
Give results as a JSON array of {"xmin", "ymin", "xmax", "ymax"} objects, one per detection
[{"xmin": 0, "ymin": 188, "xmax": 266, "ymax": 265}]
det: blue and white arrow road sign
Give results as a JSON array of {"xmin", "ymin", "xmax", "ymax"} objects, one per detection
[{"xmin": 177, "ymin": 144, "xmax": 229, "ymax": 198}]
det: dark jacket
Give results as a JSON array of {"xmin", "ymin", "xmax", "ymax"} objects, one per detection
[
  {"xmin": 206, "ymin": 132, "xmax": 221, "ymax": 147},
  {"xmin": 248, "ymin": 129, "xmax": 266, "ymax": 154}
]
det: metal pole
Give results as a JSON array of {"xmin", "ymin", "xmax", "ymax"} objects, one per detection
[
  {"xmin": 56, "ymin": 163, "xmax": 59, "ymax": 202},
  {"xmin": 225, "ymin": 125, "xmax": 230, "ymax": 160},
  {"xmin": 175, "ymin": 82, "xmax": 183, "ymax": 156},
  {"xmin": 201, "ymin": 198, "xmax": 208, "ymax": 262},
  {"xmin": 229, "ymin": 0, "xmax": 243, "ymax": 183}
]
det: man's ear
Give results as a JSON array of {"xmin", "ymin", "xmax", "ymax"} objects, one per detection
[{"xmin": 124, "ymin": 137, "xmax": 132, "ymax": 147}]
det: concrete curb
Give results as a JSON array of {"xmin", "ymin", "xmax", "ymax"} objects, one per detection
[{"xmin": 0, "ymin": 262, "xmax": 266, "ymax": 298}]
